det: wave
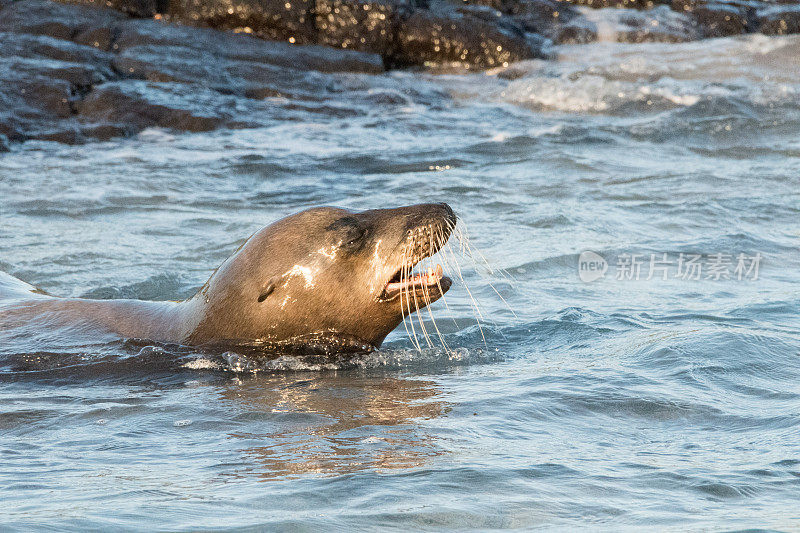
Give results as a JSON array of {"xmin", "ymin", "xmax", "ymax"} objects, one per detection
[{"xmin": 496, "ymin": 34, "xmax": 800, "ymax": 119}]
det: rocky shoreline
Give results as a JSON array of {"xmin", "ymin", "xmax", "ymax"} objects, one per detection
[
  {"xmin": 52, "ymin": 0, "xmax": 800, "ymax": 56},
  {"xmin": 1, "ymin": 0, "xmax": 798, "ymax": 148}
]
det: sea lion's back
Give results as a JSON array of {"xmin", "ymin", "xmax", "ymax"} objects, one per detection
[{"xmin": 0, "ymin": 271, "xmax": 46, "ymax": 300}]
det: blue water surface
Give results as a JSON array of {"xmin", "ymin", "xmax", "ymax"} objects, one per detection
[{"xmin": 1, "ymin": 35, "xmax": 799, "ymax": 530}]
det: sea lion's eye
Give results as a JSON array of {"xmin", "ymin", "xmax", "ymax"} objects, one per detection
[
  {"xmin": 327, "ymin": 216, "xmax": 365, "ymax": 249},
  {"xmin": 345, "ymin": 227, "xmax": 366, "ymax": 245}
]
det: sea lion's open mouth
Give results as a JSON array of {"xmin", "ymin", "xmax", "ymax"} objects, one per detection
[
  {"xmin": 381, "ymin": 263, "xmax": 451, "ymax": 302},
  {"xmin": 378, "ymin": 222, "xmax": 453, "ymax": 303}
]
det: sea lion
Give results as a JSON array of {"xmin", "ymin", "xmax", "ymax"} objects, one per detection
[{"xmin": 0, "ymin": 203, "xmax": 456, "ymax": 354}]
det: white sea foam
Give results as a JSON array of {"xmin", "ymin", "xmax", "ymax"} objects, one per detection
[
  {"xmin": 495, "ymin": 35, "xmax": 800, "ymax": 114},
  {"xmin": 183, "ymin": 357, "xmax": 224, "ymax": 370}
]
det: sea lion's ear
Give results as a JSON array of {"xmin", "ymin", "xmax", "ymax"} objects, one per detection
[{"xmin": 257, "ymin": 279, "xmax": 277, "ymax": 302}]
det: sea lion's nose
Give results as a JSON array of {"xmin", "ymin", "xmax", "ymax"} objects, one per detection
[
  {"xmin": 404, "ymin": 202, "xmax": 457, "ymax": 230},
  {"xmin": 424, "ymin": 202, "xmax": 457, "ymax": 228},
  {"xmin": 438, "ymin": 202, "xmax": 456, "ymax": 226}
]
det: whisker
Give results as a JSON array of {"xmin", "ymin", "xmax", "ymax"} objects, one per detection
[
  {"xmin": 445, "ymin": 233, "xmax": 485, "ymax": 321},
  {"xmin": 411, "ymin": 255, "xmax": 434, "ymax": 350},
  {"xmin": 434, "ymin": 232, "xmax": 461, "ymax": 328},
  {"xmin": 422, "ymin": 227, "xmax": 452, "ymax": 355},
  {"xmin": 394, "ymin": 217, "xmax": 507, "ymax": 355},
  {"xmin": 445, "ymin": 222, "xmax": 488, "ymax": 349},
  {"xmin": 455, "ymin": 221, "xmax": 516, "ymax": 286},
  {"xmin": 401, "ymin": 245, "xmax": 422, "ymax": 352},
  {"xmin": 452, "ymin": 223, "xmax": 517, "ymax": 317}
]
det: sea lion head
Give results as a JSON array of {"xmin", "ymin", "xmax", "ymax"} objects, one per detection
[{"xmin": 189, "ymin": 203, "xmax": 456, "ymax": 351}]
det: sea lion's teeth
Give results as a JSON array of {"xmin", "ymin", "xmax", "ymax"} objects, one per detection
[{"xmin": 435, "ymin": 264, "xmax": 442, "ymax": 276}]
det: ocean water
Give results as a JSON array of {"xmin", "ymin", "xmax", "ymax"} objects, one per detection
[{"xmin": 2, "ymin": 34, "xmax": 800, "ymax": 530}]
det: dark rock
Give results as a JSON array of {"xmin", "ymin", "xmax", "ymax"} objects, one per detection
[
  {"xmin": 163, "ymin": 0, "xmax": 541, "ymax": 67},
  {"xmin": 672, "ymin": 0, "xmax": 747, "ymax": 36},
  {"xmin": 0, "ymin": 31, "xmax": 115, "ymax": 66},
  {"xmin": 111, "ymin": 46, "xmax": 195, "ymax": 81},
  {"xmin": 553, "ymin": 17, "xmax": 597, "ymax": 42},
  {"xmin": 0, "ymin": 28, "xmax": 118, "ymax": 140},
  {"xmin": 315, "ymin": 0, "xmax": 403, "ymax": 56},
  {"xmin": 79, "ymin": 123, "xmax": 132, "ymax": 140},
  {"xmin": 694, "ymin": 4, "xmax": 746, "ymax": 36},
  {"xmin": 0, "ymin": 1, "xmax": 386, "ymax": 148},
  {"xmin": 111, "ymin": 43, "xmax": 348, "ymax": 97},
  {"xmin": 73, "ymin": 26, "xmax": 115, "ymax": 50},
  {"xmin": 56, "ymin": 0, "xmax": 544, "ymax": 68},
  {"xmin": 503, "ymin": 0, "xmax": 598, "ymax": 43},
  {"xmin": 4, "ymin": 0, "xmax": 383, "ymax": 72},
  {"xmin": 165, "ymin": 0, "xmax": 318, "ymax": 44},
  {"xmin": 455, "ymin": 3, "xmax": 505, "ymax": 21},
  {"xmin": 114, "ymin": 18, "xmax": 384, "ymax": 72},
  {"xmin": 21, "ymin": 123, "xmax": 131, "ymax": 144},
  {"xmin": 506, "ymin": 0, "xmax": 577, "ymax": 28},
  {"xmin": 0, "ymin": 117, "xmax": 25, "ymax": 144},
  {"xmin": 8, "ymin": 0, "xmax": 387, "ymax": 69},
  {"xmin": 394, "ymin": 6, "xmax": 545, "ymax": 67},
  {"xmin": 37, "ymin": 63, "xmax": 108, "ymax": 94},
  {"xmin": 757, "ymin": 4, "xmax": 800, "ymax": 34},
  {"xmin": 224, "ymin": 58, "xmax": 342, "ymax": 97},
  {"xmin": 0, "ymin": 35, "xmax": 114, "ymax": 140},
  {"xmin": 33, "ymin": 127, "xmax": 82, "ymax": 143},
  {"xmin": 54, "ymin": 0, "xmax": 160, "ymax": 17},
  {"xmin": 558, "ymin": 0, "xmax": 666, "ymax": 9},
  {"xmin": 0, "ymin": 0, "xmax": 124, "ymax": 41},
  {"xmin": 0, "ymin": 70, "xmax": 74, "ymax": 137},
  {"xmin": 20, "ymin": 82, "xmax": 73, "ymax": 120},
  {"xmin": 74, "ymin": 81, "xmax": 231, "ymax": 132},
  {"xmin": 0, "ymin": 0, "xmax": 553, "ymax": 149},
  {"xmin": 0, "ymin": 0, "xmax": 389, "ymax": 148}
]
